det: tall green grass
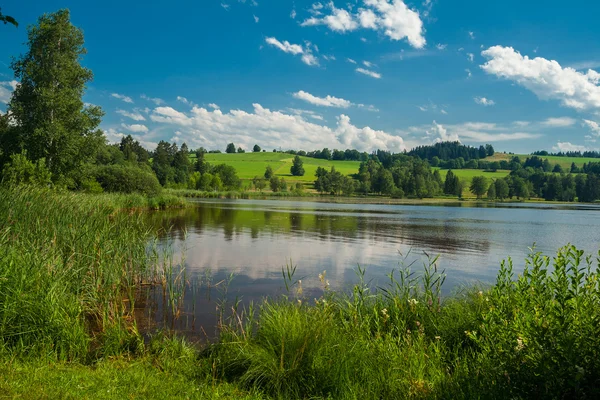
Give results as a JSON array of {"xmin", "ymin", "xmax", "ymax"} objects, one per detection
[
  {"xmin": 2, "ymin": 188, "xmax": 600, "ymax": 398},
  {"xmin": 211, "ymin": 247, "xmax": 600, "ymax": 399},
  {"xmin": 0, "ymin": 187, "xmax": 177, "ymax": 360}
]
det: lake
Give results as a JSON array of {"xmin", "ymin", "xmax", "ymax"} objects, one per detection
[{"xmin": 138, "ymin": 199, "xmax": 600, "ymax": 339}]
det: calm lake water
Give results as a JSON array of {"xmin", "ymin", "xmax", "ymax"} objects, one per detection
[{"xmin": 138, "ymin": 199, "xmax": 600, "ymax": 339}]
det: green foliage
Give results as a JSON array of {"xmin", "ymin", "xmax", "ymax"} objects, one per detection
[
  {"xmin": 494, "ymin": 178, "xmax": 509, "ymax": 201},
  {"xmin": 152, "ymin": 140, "xmax": 176, "ymax": 185},
  {"xmin": 253, "ymin": 144, "xmax": 261, "ymax": 153},
  {"xmin": 290, "ymin": 155, "xmax": 305, "ymax": 176},
  {"xmin": 469, "ymin": 245, "xmax": 600, "ymax": 398},
  {"xmin": 212, "ymin": 164, "xmax": 241, "ymax": 190},
  {"xmin": 211, "ymin": 245, "xmax": 600, "ymax": 399},
  {"xmin": 1, "ymin": 151, "xmax": 51, "ymax": 187},
  {"xmin": 252, "ymin": 176, "xmax": 267, "ymax": 192},
  {"xmin": 0, "ymin": 188, "xmax": 151, "ymax": 360},
  {"xmin": 94, "ymin": 164, "xmax": 162, "ymax": 196},
  {"xmin": 264, "ymin": 165, "xmax": 274, "ymax": 179},
  {"xmin": 487, "ymin": 181, "xmax": 496, "ymax": 200},
  {"xmin": 7, "ymin": 10, "xmax": 104, "ymax": 181},
  {"xmin": 0, "ymin": 7, "xmax": 18, "ymax": 27},
  {"xmin": 226, "ymin": 143, "xmax": 236, "ymax": 154},
  {"xmin": 269, "ymin": 176, "xmax": 287, "ymax": 192},
  {"xmin": 470, "ymin": 176, "xmax": 487, "ymax": 199}
]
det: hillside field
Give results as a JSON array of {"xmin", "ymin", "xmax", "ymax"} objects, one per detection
[
  {"xmin": 196, "ymin": 153, "xmax": 362, "ymax": 185},
  {"xmin": 484, "ymin": 152, "xmax": 598, "ymax": 169},
  {"xmin": 195, "ymin": 153, "xmax": 512, "ymax": 195}
]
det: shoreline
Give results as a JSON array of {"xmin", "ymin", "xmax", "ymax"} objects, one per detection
[{"xmin": 168, "ymin": 189, "xmax": 599, "ymax": 208}]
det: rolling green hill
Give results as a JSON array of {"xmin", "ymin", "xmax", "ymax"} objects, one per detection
[
  {"xmin": 194, "ymin": 153, "xmax": 362, "ymax": 185},
  {"xmin": 484, "ymin": 153, "xmax": 598, "ymax": 170},
  {"xmin": 193, "ymin": 152, "xmax": 514, "ymax": 195}
]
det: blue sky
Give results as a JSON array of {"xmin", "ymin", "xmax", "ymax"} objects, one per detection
[{"xmin": 2, "ymin": 0, "xmax": 600, "ymax": 154}]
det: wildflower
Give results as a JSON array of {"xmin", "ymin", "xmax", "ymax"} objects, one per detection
[
  {"xmin": 478, "ymin": 291, "xmax": 483, "ymax": 297},
  {"xmin": 297, "ymin": 299, "xmax": 302, "ymax": 306},
  {"xmin": 515, "ymin": 337, "xmax": 525, "ymax": 352},
  {"xmin": 435, "ymin": 336, "xmax": 441, "ymax": 340},
  {"xmin": 296, "ymin": 280, "xmax": 303, "ymax": 296},
  {"xmin": 318, "ymin": 270, "xmax": 326, "ymax": 283},
  {"xmin": 381, "ymin": 308, "xmax": 389, "ymax": 321},
  {"xmin": 325, "ymin": 280, "xmax": 330, "ymax": 289},
  {"xmin": 408, "ymin": 299, "xmax": 418, "ymax": 306}
]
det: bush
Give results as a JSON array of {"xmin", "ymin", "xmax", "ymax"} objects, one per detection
[
  {"xmin": 1, "ymin": 151, "xmax": 52, "ymax": 187},
  {"xmin": 94, "ymin": 165, "xmax": 162, "ymax": 196}
]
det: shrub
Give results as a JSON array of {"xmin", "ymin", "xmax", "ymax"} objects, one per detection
[
  {"xmin": 94, "ymin": 165, "xmax": 162, "ymax": 196},
  {"xmin": 1, "ymin": 151, "xmax": 52, "ymax": 187}
]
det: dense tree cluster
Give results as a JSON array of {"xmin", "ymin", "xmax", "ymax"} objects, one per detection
[
  {"xmin": 315, "ymin": 155, "xmax": 455, "ymax": 199},
  {"xmin": 409, "ymin": 142, "xmax": 494, "ymax": 163}
]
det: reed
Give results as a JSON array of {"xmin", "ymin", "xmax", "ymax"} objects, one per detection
[{"xmin": 0, "ymin": 187, "xmax": 184, "ymax": 360}]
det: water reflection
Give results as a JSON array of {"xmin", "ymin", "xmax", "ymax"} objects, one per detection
[{"xmin": 140, "ymin": 199, "xmax": 600, "ymax": 339}]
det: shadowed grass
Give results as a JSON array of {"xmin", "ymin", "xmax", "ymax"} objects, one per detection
[{"xmin": 210, "ymin": 247, "xmax": 600, "ymax": 399}]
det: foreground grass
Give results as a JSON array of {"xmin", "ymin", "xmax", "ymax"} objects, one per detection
[
  {"xmin": 210, "ymin": 248, "xmax": 600, "ymax": 399},
  {"xmin": 2, "ymin": 188, "xmax": 600, "ymax": 399}
]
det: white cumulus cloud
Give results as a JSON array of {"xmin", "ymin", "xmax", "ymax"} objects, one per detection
[
  {"xmin": 293, "ymin": 90, "xmax": 352, "ymax": 108},
  {"xmin": 481, "ymin": 46, "xmax": 600, "ymax": 111},
  {"xmin": 301, "ymin": 0, "xmax": 426, "ymax": 48},
  {"xmin": 148, "ymin": 103, "xmax": 405, "ymax": 152},
  {"xmin": 0, "ymin": 80, "xmax": 18, "ymax": 104},
  {"xmin": 474, "ymin": 97, "xmax": 495, "ymax": 106},
  {"xmin": 121, "ymin": 123, "xmax": 149, "ymax": 133},
  {"xmin": 552, "ymin": 141, "xmax": 589, "ymax": 152}
]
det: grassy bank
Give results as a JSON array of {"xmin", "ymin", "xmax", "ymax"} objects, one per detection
[{"xmin": 2, "ymin": 188, "xmax": 599, "ymax": 399}]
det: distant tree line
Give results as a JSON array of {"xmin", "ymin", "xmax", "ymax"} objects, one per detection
[{"xmin": 531, "ymin": 150, "xmax": 600, "ymax": 159}]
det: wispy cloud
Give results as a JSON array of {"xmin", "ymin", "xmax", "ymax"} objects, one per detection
[
  {"xmin": 541, "ymin": 117, "xmax": 577, "ymax": 127},
  {"xmin": 293, "ymin": 90, "xmax": 378, "ymax": 112},
  {"xmin": 121, "ymin": 123, "xmax": 149, "ymax": 133},
  {"xmin": 140, "ymin": 94, "xmax": 164, "ymax": 105},
  {"xmin": 111, "ymin": 93, "xmax": 133, "ymax": 103},
  {"xmin": 356, "ymin": 68, "xmax": 382, "ymax": 79},
  {"xmin": 116, "ymin": 109, "xmax": 146, "ymax": 121},
  {"xmin": 264, "ymin": 37, "xmax": 319, "ymax": 66}
]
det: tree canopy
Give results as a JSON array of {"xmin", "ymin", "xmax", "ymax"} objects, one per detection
[{"xmin": 5, "ymin": 9, "xmax": 104, "ymax": 182}]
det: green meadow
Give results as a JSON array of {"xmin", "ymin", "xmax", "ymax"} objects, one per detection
[
  {"xmin": 437, "ymin": 168, "xmax": 511, "ymax": 188},
  {"xmin": 197, "ymin": 153, "xmax": 513, "ymax": 195},
  {"xmin": 485, "ymin": 153, "xmax": 599, "ymax": 169},
  {"xmin": 198, "ymin": 153, "xmax": 362, "ymax": 184}
]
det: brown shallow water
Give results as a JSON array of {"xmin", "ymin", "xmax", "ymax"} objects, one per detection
[{"xmin": 135, "ymin": 199, "xmax": 600, "ymax": 340}]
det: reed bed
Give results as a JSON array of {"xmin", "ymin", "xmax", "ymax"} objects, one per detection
[
  {"xmin": 2, "ymin": 188, "xmax": 599, "ymax": 399},
  {"xmin": 0, "ymin": 187, "xmax": 185, "ymax": 361}
]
